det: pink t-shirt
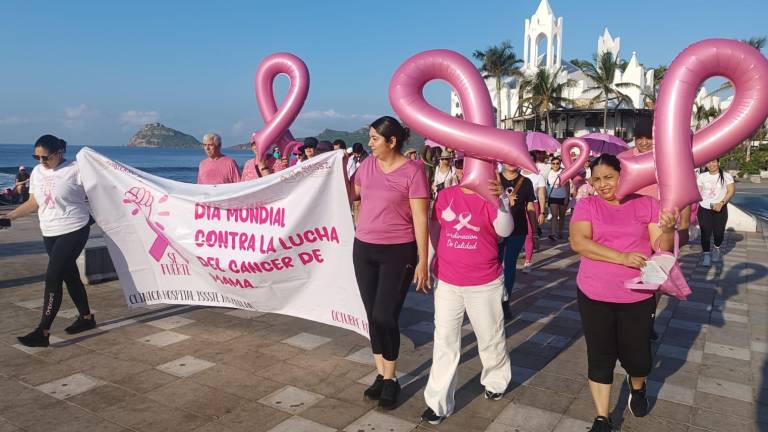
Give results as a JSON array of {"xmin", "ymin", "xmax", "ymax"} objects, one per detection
[
  {"xmin": 240, "ymin": 155, "xmax": 286, "ymax": 182},
  {"xmin": 354, "ymin": 157, "xmax": 429, "ymax": 244},
  {"xmin": 432, "ymin": 186, "xmax": 502, "ymax": 286},
  {"xmin": 571, "ymin": 194, "xmax": 660, "ymax": 303},
  {"xmin": 197, "ymin": 156, "xmax": 240, "ymax": 185}
]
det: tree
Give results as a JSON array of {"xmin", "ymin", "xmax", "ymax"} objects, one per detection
[
  {"xmin": 519, "ymin": 67, "xmax": 574, "ymax": 133},
  {"xmin": 473, "ymin": 40, "xmax": 523, "ymax": 127},
  {"xmin": 575, "ymin": 51, "xmax": 639, "ymax": 132},
  {"xmin": 642, "ymin": 65, "xmax": 667, "ymax": 109},
  {"xmin": 711, "ymin": 36, "xmax": 766, "ymax": 96}
]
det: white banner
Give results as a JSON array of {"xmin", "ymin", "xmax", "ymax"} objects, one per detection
[{"xmin": 77, "ymin": 148, "xmax": 369, "ymax": 338}]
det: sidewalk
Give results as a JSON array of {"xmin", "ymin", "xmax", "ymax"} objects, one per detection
[{"xmin": 1, "ymin": 211, "xmax": 766, "ymax": 432}]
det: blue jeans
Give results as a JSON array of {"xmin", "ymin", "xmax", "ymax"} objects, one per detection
[{"xmin": 500, "ymin": 235, "xmax": 526, "ymax": 298}]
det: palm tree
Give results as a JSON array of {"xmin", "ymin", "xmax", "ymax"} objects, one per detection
[
  {"xmin": 710, "ymin": 36, "xmax": 766, "ymax": 96},
  {"xmin": 576, "ymin": 51, "xmax": 640, "ymax": 132},
  {"xmin": 519, "ymin": 67, "xmax": 575, "ymax": 133},
  {"xmin": 473, "ymin": 40, "xmax": 523, "ymax": 127},
  {"xmin": 642, "ymin": 65, "xmax": 667, "ymax": 109},
  {"xmin": 693, "ymin": 103, "xmax": 710, "ymax": 129}
]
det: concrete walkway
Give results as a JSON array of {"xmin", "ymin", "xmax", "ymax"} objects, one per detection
[{"xmin": 1, "ymin": 209, "xmax": 766, "ymax": 432}]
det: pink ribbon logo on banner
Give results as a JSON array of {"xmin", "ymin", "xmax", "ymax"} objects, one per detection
[
  {"xmin": 615, "ymin": 39, "xmax": 768, "ymax": 211},
  {"xmin": 389, "ymin": 49, "xmax": 536, "ymax": 206},
  {"xmin": 250, "ymin": 53, "xmax": 310, "ymax": 160},
  {"xmin": 123, "ymin": 187, "xmax": 187, "ymax": 263}
]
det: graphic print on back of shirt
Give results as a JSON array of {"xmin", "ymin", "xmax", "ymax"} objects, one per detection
[{"xmin": 440, "ymin": 198, "xmax": 480, "ymax": 250}]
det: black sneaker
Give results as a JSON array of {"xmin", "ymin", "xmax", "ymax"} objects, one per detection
[
  {"xmin": 626, "ymin": 375, "xmax": 649, "ymax": 417},
  {"xmin": 589, "ymin": 416, "xmax": 613, "ymax": 432},
  {"xmin": 421, "ymin": 407, "xmax": 445, "ymax": 425},
  {"xmin": 377, "ymin": 378, "xmax": 400, "ymax": 410},
  {"xmin": 17, "ymin": 328, "xmax": 49, "ymax": 348},
  {"xmin": 65, "ymin": 314, "xmax": 96, "ymax": 334},
  {"xmin": 363, "ymin": 374, "xmax": 384, "ymax": 400},
  {"xmin": 484, "ymin": 389, "xmax": 503, "ymax": 400}
]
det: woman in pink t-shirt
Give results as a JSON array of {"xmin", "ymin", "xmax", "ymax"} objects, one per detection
[
  {"xmin": 570, "ymin": 154, "xmax": 677, "ymax": 431},
  {"xmin": 420, "ymin": 183, "xmax": 513, "ymax": 425},
  {"xmin": 351, "ymin": 116, "xmax": 430, "ymax": 410}
]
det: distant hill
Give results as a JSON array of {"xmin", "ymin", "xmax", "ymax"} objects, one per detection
[
  {"xmin": 128, "ymin": 123, "xmax": 201, "ymax": 148},
  {"xmin": 227, "ymin": 127, "xmax": 426, "ymax": 152}
]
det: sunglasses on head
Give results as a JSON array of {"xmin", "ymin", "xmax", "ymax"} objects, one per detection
[{"xmin": 32, "ymin": 151, "xmax": 60, "ymax": 162}]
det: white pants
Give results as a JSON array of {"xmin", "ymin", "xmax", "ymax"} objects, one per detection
[{"xmin": 423, "ymin": 277, "xmax": 511, "ymax": 416}]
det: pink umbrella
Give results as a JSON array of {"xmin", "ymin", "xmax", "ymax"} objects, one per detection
[
  {"xmin": 424, "ymin": 139, "xmax": 445, "ymax": 150},
  {"xmin": 525, "ymin": 132, "xmax": 560, "ymax": 153},
  {"xmin": 580, "ymin": 133, "xmax": 629, "ymax": 156}
]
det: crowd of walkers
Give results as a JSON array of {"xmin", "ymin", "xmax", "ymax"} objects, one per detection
[{"xmin": 0, "ymin": 118, "xmax": 737, "ymax": 432}]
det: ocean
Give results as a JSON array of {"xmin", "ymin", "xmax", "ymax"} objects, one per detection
[{"xmin": 0, "ymin": 144, "xmax": 255, "ymax": 190}]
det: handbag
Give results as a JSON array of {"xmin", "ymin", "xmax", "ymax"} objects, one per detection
[{"xmin": 624, "ymin": 232, "xmax": 691, "ymax": 301}]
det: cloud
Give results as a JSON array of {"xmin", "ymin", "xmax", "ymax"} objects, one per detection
[
  {"xmin": 0, "ymin": 116, "xmax": 40, "ymax": 125},
  {"xmin": 62, "ymin": 104, "xmax": 100, "ymax": 129},
  {"xmin": 298, "ymin": 109, "xmax": 378, "ymax": 121},
  {"xmin": 231, "ymin": 120, "xmax": 246, "ymax": 136},
  {"xmin": 119, "ymin": 110, "xmax": 159, "ymax": 127}
]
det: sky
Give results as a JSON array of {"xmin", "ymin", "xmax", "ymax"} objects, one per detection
[{"xmin": 1, "ymin": 0, "xmax": 766, "ymax": 146}]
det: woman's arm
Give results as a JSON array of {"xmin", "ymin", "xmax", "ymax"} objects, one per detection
[
  {"xmin": 4, "ymin": 194, "xmax": 39, "ymax": 221},
  {"xmin": 649, "ymin": 208, "xmax": 678, "ymax": 252},
  {"xmin": 492, "ymin": 197, "xmax": 514, "ymax": 237},
  {"xmin": 410, "ymin": 198, "xmax": 431, "ymax": 292},
  {"xmin": 570, "ymin": 220, "xmax": 647, "ymax": 268}
]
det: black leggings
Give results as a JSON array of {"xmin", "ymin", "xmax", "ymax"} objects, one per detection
[
  {"xmin": 352, "ymin": 239, "xmax": 417, "ymax": 361},
  {"xmin": 40, "ymin": 224, "xmax": 91, "ymax": 330},
  {"xmin": 577, "ymin": 290, "xmax": 655, "ymax": 384},
  {"xmin": 698, "ymin": 206, "xmax": 728, "ymax": 252}
]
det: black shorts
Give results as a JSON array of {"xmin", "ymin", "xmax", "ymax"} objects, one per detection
[{"xmin": 548, "ymin": 197, "xmax": 566, "ymax": 206}]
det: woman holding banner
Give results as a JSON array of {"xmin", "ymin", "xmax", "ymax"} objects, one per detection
[
  {"xmin": 351, "ymin": 116, "xmax": 430, "ymax": 410},
  {"xmin": 0, "ymin": 135, "xmax": 96, "ymax": 347}
]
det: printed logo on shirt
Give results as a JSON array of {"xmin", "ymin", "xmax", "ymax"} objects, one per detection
[
  {"xmin": 440, "ymin": 199, "xmax": 480, "ymax": 250},
  {"xmin": 42, "ymin": 176, "xmax": 56, "ymax": 208}
]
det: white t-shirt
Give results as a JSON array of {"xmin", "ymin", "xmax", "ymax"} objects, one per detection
[
  {"xmin": 547, "ymin": 169, "xmax": 568, "ymax": 199},
  {"xmin": 30, "ymin": 160, "xmax": 91, "ymax": 237},
  {"xmin": 536, "ymin": 161, "xmax": 551, "ymax": 181},
  {"xmin": 697, "ymin": 171, "xmax": 734, "ymax": 210},
  {"xmin": 522, "ymin": 170, "xmax": 546, "ymax": 201}
]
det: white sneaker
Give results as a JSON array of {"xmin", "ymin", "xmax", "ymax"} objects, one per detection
[
  {"xmin": 711, "ymin": 247, "xmax": 721, "ymax": 263},
  {"xmin": 702, "ymin": 252, "xmax": 711, "ymax": 267}
]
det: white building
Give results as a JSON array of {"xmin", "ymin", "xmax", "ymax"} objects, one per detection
[{"xmin": 450, "ymin": 0, "xmax": 656, "ymax": 139}]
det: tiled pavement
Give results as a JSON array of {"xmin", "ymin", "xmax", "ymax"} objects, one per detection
[{"xmin": 1, "ymin": 211, "xmax": 767, "ymax": 431}]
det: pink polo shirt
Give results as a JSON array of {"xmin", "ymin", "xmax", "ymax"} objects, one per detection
[
  {"xmin": 354, "ymin": 157, "xmax": 429, "ymax": 244},
  {"xmin": 197, "ymin": 156, "xmax": 240, "ymax": 185},
  {"xmin": 572, "ymin": 194, "xmax": 659, "ymax": 303}
]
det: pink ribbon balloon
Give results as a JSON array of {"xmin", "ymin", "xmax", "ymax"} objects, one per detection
[
  {"xmin": 616, "ymin": 39, "xmax": 768, "ymax": 210},
  {"xmin": 559, "ymin": 138, "xmax": 591, "ymax": 183},
  {"xmin": 389, "ymin": 49, "xmax": 536, "ymax": 206},
  {"xmin": 251, "ymin": 53, "xmax": 309, "ymax": 160}
]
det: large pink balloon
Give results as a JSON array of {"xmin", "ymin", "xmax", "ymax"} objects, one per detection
[
  {"xmin": 559, "ymin": 138, "xmax": 591, "ymax": 183},
  {"xmin": 616, "ymin": 39, "xmax": 768, "ymax": 210},
  {"xmin": 251, "ymin": 53, "xmax": 309, "ymax": 160},
  {"xmin": 389, "ymin": 49, "xmax": 536, "ymax": 206}
]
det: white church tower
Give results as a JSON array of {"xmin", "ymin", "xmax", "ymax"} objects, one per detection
[
  {"xmin": 597, "ymin": 28, "xmax": 621, "ymax": 60},
  {"xmin": 523, "ymin": 0, "xmax": 563, "ymax": 72}
]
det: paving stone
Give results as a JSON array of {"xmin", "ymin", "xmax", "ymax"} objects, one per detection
[
  {"xmin": 704, "ymin": 342, "xmax": 751, "ymax": 361},
  {"xmin": 752, "ymin": 341, "xmax": 768, "ymax": 353},
  {"xmin": 138, "ymin": 330, "xmax": 191, "ymax": 347},
  {"xmin": 492, "ymin": 401, "xmax": 562, "ymax": 431},
  {"xmin": 657, "ymin": 344, "xmax": 703, "ymax": 363},
  {"xmin": 648, "ymin": 380, "xmax": 696, "ymax": 405},
  {"xmin": 281, "ymin": 332, "xmax": 332, "ymax": 350},
  {"xmin": 259, "ymin": 385, "xmax": 324, "ymax": 415},
  {"xmin": 697, "ymin": 376, "xmax": 754, "ymax": 403},
  {"xmin": 552, "ymin": 416, "xmax": 593, "ymax": 432},
  {"xmin": 12, "ymin": 336, "xmax": 65, "ymax": 355},
  {"xmin": 266, "ymin": 416, "xmax": 336, "ymax": 432},
  {"xmin": 13, "ymin": 298, "xmax": 43, "ymax": 309},
  {"xmin": 156, "ymin": 355, "xmax": 215, "ymax": 378},
  {"xmin": 711, "ymin": 311, "xmax": 749, "ymax": 324},
  {"xmin": 406, "ymin": 320, "xmax": 434, "ymax": 333},
  {"xmin": 668, "ymin": 319, "xmax": 707, "ymax": 332},
  {"xmin": 35, "ymin": 373, "xmax": 103, "ymax": 400},
  {"xmin": 146, "ymin": 315, "xmax": 195, "ymax": 330},
  {"xmin": 99, "ymin": 318, "xmax": 138, "ymax": 331},
  {"xmin": 342, "ymin": 409, "xmax": 415, "ymax": 432},
  {"xmin": 344, "ymin": 348, "xmax": 375, "ymax": 365},
  {"xmin": 224, "ymin": 309, "xmax": 267, "ymax": 319}
]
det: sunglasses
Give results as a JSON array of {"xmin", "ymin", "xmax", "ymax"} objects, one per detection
[{"xmin": 32, "ymin": 151, "xmax": 60, "ymax": 162}]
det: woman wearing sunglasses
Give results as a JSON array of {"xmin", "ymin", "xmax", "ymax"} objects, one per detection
[
  {"xmin": 0, "ymin": 135, "xmax": 96, "ymax": 347},
  {"xmin": 546, "ymin": 157, "xmax": 570, "ymax": 241}
]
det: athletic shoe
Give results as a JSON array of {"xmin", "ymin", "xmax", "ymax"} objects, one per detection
[
  {"xmin": 522, "ymin": 262, "xmax": 531, "ymax": 274},
  {"xmin": 702, "ymin": 252, "xmax": 712, "ymax": 267},
  {"xmin": 589, "ymin": 416, "xmax": 614, "ymax": 432},
  {"xmin": 711, "ymin": 246, "xmax": 721, "ymax": 263},
  {"xmin": 363, "ymin": 374, "xmax": 384, "ymax": 400},
  {"xmin": 65, "ymin": 315, "xmax": 96, "ymax": 334},
  {"xmin": 378, "ymin": 378, "xmax": 400, "ymax": 410},
  {"xmin": 548, "ymin": 234, "xmax": 557, "ymax": 241},
  {"xmin": 626, "ymin": 375, "xmax": 649, "ymax": 417},
  {"xmin": 484, "ymin": 389, "xmax": 503, "ymax": 400},
  {"xmin": 420, "ymin": 407, "xmax": 445, "ymax": 425},
  {"xmin": 17, "ymin": 328, "xmax": 49, "ymax": 348}
]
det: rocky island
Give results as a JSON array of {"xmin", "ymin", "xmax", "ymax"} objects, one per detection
[{"xmin": 128, "ymin": 123, "xmax": 201, "ymax": 148}]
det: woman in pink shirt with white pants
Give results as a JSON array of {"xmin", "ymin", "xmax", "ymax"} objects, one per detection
[{"xmin": 570, "ymin": 154, "xmax": 677, "ymax": 432}]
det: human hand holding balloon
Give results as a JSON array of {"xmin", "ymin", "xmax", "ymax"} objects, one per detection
[{"xmin": 389, "ymin": 49, "xmax": 536, "ymax": 207}]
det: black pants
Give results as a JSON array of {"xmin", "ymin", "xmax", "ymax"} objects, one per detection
[
  {"xmin": 353, "ymin": 239, "xmax": 417, "ymax": 361},
  {"xmin": 40, "ymin": 224, "xmax": 91, "ymax": 330},
  {"xmin": 577, "ymin": 290, "xmax": 655, "ymax": 384},
  {"xmin": 698, "ymin": 206, "xmax": 728, "ymax": 252}
]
